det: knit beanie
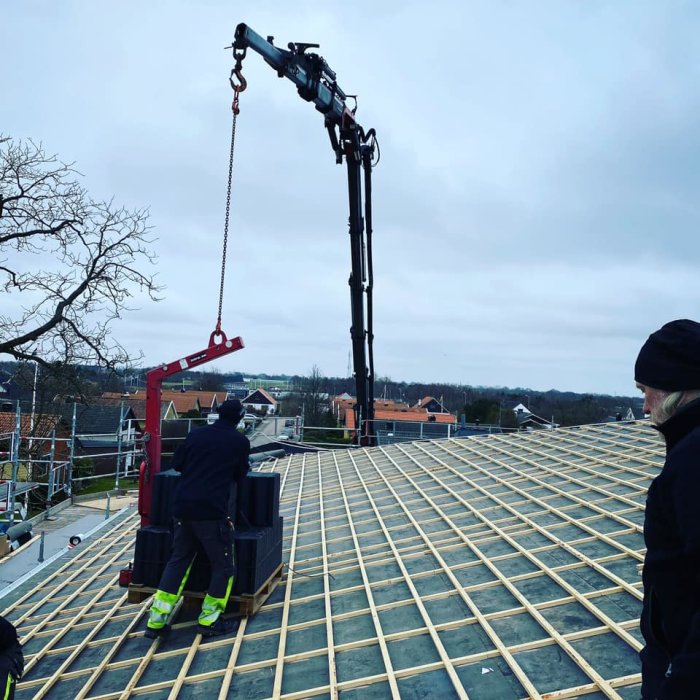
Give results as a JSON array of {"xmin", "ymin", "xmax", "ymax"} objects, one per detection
[
  {"xmin": 217, "ymin": 399, "xmax": 245, "ymax": 423},
  {"xmin": 634, "ymin": 319, "xmax": 700, "ymax": 391}
]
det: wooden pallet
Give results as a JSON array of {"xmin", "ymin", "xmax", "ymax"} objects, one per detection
[{"xmin": 127, "ymin": 562, "xmax": 284, "ymax": 617}]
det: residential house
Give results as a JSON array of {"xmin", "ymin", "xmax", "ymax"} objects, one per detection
[
  {"xmin": 517, "ymin": 412, "xmax": 559, "ymax": 431},
  {"xmin": 57, "ymin": 401, "xmax": 140, "ymax": 477},
  {"xmin": 339, "ymin": 399, "xmax": 456, "ymax": 444},
  {"xmin": 414, "ymin": 396, "xmax": 450, "ymax": 414},
  {"xmin": 243, "ymin": 389, "xmax": 278, "ymax": 415},
  {"xmin": 100, "ymin": 392, "xmax": 178, "ymax": 427},
  {"xmin": 603, "ymin": 407, "xmax": 638, "ymax": 423},
  {"xmin": 332, "ymin": 395, "xmax": 419, "ymax": 421}
]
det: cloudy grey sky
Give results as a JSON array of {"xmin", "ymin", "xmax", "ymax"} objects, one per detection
[{"xmin": 3, "ymin": 1, "xmax": 700, "ymax": 396}]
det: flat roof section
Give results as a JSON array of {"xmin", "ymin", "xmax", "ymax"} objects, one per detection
[{"xmin": 2, "ymin": 421, "xmax": 659, "ymax": 699}]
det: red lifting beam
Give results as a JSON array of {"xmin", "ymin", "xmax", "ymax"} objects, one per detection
[{"xmin": 138, "ymin": 330, "xmax": 244, "ymax": 526}]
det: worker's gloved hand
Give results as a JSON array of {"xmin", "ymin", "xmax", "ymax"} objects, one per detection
[{"xmin": 10, "ymin": 644, "xmax": 23, "ymax": 679}]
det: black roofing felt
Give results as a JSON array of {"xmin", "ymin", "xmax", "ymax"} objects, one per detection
[{"xmin": 1, "ymin": 421, "xmax": 657, "ymax": 698}]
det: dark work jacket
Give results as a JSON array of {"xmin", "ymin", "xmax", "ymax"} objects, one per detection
[
  {"xmin": 0, "ymin": 616, "xmax": 23, "ymax": 680},
  {"xmin": 170, "ymin": 419, "xmax": 250, "ymax": 521},
  {"xmin": 641, "ymin": 399, "xmax": 700, "ymax": 699}
]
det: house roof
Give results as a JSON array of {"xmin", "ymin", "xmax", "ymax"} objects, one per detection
[
  {"xmin": 3, "ymin": 421, "xmax": 654, "ymax": 698},
  {"xmin": 415, "ymin": 395, "xmax": 448, "ymax": 411},
  {"xmin": 373, "ymin": 399, "xmax": 415, "ymax": 412},
  {"xmin": 374, "ymin": 409, "xmax": 456, "ymax": 424},
  {"xmin": 335, "ymin": 397, "xmax": 422, "ymax": 415},
  {"xmin": 159, "ymin": 391, "xmax": 201, "ymax": 415},
  {"xmin": 243, "ymin": 388, "xmax": 277, "ymax": 405},
  {"xmin": 341, "ymin": 406, "xmax": 455, "ymax": 432},
  {"xmin": 98, "ymin": 396, "xmax": 171, "ymax": 422},
  {"xmin": 103, "ymin": 390, "xmax": 197, "ymax": 417},
  {"xmin": 188, "ymin": 391, "xmax": 226, "ymax": 410},
  {"xmin": 55, "ymin": 403, "xmax": 138, "ymax": 435},
  {"xmin": 517, "ymin": 412, "xmax": 557, "ymax": 427},
  {"xmin": 0, "ymin": 412, "xmax": 62, "ymax": 437}
]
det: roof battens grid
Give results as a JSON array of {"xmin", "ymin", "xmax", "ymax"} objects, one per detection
[
  {"xmin": 285, "ymin": 490, "xmax": 636, "ymax": 571},
  {"xmin": 519, "ymin": 427, "xmax": 662, "ymax": 475},
  {"xmin": 0, "ymin": 424, "xmax": 653, "ymax": 698},
  {"xmin": 215, "ymin": 617, "xmax": 249, "ymax": 699},
  {"xmin": 556, "ymin": 422, "xmax": 663, "ymax": 457},
  {"xmin": 417, "ymin": 439, "xmax": 644, "ymax": 604},
  {"xmin": 331, "ymin": 449, "xmax": 402, "ymax": 698},
  {"xmin": 166, "ymin": 618, "xmax": 203, "ymax": 699},
  {"xmin": 105, "ymin": 603, "xmax": 185, "ymax": 700},
  {"xmin": 19, "ymin": 600, "xmax": 152, "ymax": 697},
  {"xmin": 443, "ymin": 440, "xmax": 646, "ymax": 567},
  {"xmin": 264, "ymin": 490, "xmax": 640, "ymax": 591},
  {"xmin": 279, "ymin": 452, "xmax": 296, "ymax": 499},
  {"xmin": 497, "ymin": 433, "xmax": 654, "ymax": 496},
  {"xmin": 344, "ymin": 449, "xmax": 470, "ymax": 698},
  {"xmin": 22, "ymin": 553, "xmax": 133, "ymax": 680},
  {"xmin": 385, "ymin": 442, "xmax": 631, "ymax": 698},
  {"xmin": 1, "ymin": 515, "xmax": 138, "ymax": 623},
  {"xmin": 398, "ymin": 440, "xmax": 643, "ymax": 695},
  {"xmin": 271, "ymin": 454, "xmax": 306, "ymax": 698},
  {"xmin": 11, "ymin": 521, "xmax": 139, "ymax": 658},
  {"xmin": 317, "ymin": 452, "xmax": 339, "ymax": 699},
  {"xmin": 4, "ymin": 519, "xmax": 147, "ymax": 695},
  {"xmin": 352, "ymin": 448, "xmax": 543, "ymax": 699},
  {"xmin": 512, "ymin": 428, "xmax": 663, "ymax": 487},
  {"xmin": 32, "ymin": 591, "xmax": 129, "ymax": 699},
  {"xmin": 466, "ymin": 440, "xmax": 645, "ymax": 535}
]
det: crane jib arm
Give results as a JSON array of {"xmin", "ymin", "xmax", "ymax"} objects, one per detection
[
  {"xmin": 138, "ymin": 331, "xmax": 244, "ymax": 526},
  {"xmin": 232, "ymin": 22, "xmax": 377, "ymax": 445},
  {"xmin": 233, "ymin": 23, "xmax": 355, "ymax": 130}
]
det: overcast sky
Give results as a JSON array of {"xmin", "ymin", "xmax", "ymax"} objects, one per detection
[{"xmin": 3, "ymin": 1, "xmax": 700, "ymax": 396}]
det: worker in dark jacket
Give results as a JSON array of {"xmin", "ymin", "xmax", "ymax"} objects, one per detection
[
  {"xmin": 0, "ymin": 616, "xmax": 23, "ymax": 699},
  {"xmin": 635, "ymin": 319, "xmax": 700, "ymax": 699},
  {"xmin": 146, "ymin": 399, "xmax": 250, "ymax": 639}
]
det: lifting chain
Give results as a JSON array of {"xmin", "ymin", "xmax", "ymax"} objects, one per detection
[{"xmin": 214, "ymin": 50, "xmax": 247, "ymax": 339}]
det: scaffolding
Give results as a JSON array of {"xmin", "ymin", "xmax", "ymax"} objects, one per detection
[{"xmin": 0, "ymin": 403, "xmax": 142, "ymax": 526}]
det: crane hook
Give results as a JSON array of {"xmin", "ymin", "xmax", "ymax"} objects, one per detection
[
  {"xmin": 229, "ymin": 67, "xmax": 247, "ymax": 93},
  {"xmin": 229, "ymin": 68, "xmax": 246, "ymax": 115}
]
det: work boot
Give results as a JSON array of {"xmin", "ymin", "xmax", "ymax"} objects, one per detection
[
  {"xmin": 197, "ymin": 617, "xmax": 239, "ymax": 638},
  {"xmin": 144, "ymin": 624, "xmax": 171, "ymax": 640}
]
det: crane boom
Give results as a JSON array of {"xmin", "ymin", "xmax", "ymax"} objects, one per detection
[{"xmin": 232, "ymin": 23, "xmax": 376, "ymax": 444}]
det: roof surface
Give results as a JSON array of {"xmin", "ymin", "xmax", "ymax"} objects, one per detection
[
  {"xmin": 375, "ymin": 409, "xmax": 456, "ymax": 424},
  {"xmin": 56, "ymin": 403, "xmax": 136, "ymax": 435},
  {"xmin": 244, "ymin": 388, "xmax": 277, "ymax": 405},
  {"xmin": 0, "ymin": 413, "xmax": 62, "ymax": 437},
  {"xmin": 2, "ymin": 421, "xmax": 657, "ymax": 699}
]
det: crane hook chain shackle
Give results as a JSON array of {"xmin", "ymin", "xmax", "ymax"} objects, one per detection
[{"xmin": 230, "ymin": 46, "xmax": 247, "ymax": 115}]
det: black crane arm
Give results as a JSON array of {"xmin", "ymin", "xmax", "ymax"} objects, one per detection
[
  {"xmin": 233, "ymin": 24, "xmax": 353, "ymax": 132},
  {"xmin": 232, "ymin": 22, "xmax": 376, "ymax": 445}
]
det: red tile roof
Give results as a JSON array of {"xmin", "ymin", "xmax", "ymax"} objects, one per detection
[
  {"xmin": 340, "ymin": 406, "xmax": 456, "ymax": 429},
  {"xmin": 160, "ymin": 392, "xmax": 201, "ymax": 415},
  {"xmin": 0, "ymin": 413, "xmax": 63, "ymax": 437},
  {"xmin": 374, "ymin": 409, "xmax": 456, "ymax": 424}
]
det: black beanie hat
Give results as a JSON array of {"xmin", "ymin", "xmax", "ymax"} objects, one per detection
[
  {"xmin": 634, "ymin": 319, "xmax": 700, "ymax": 391},
  {"xmin": 217, "ymin": 399, "xmax": 245, "ymax": 422}
]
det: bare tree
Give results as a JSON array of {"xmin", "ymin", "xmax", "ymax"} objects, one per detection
[
  {"xmin": 303, "ymin": 365, "xmax": 330, "ymax": 427},
  {"xmin": 0, "ymin": 137, "xmax": 161, "ymax": 369}
]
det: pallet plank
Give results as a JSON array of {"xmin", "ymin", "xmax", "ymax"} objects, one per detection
[{"xmin": 127, "ymin": 562, "xmax": 284, "ymax": 616}]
